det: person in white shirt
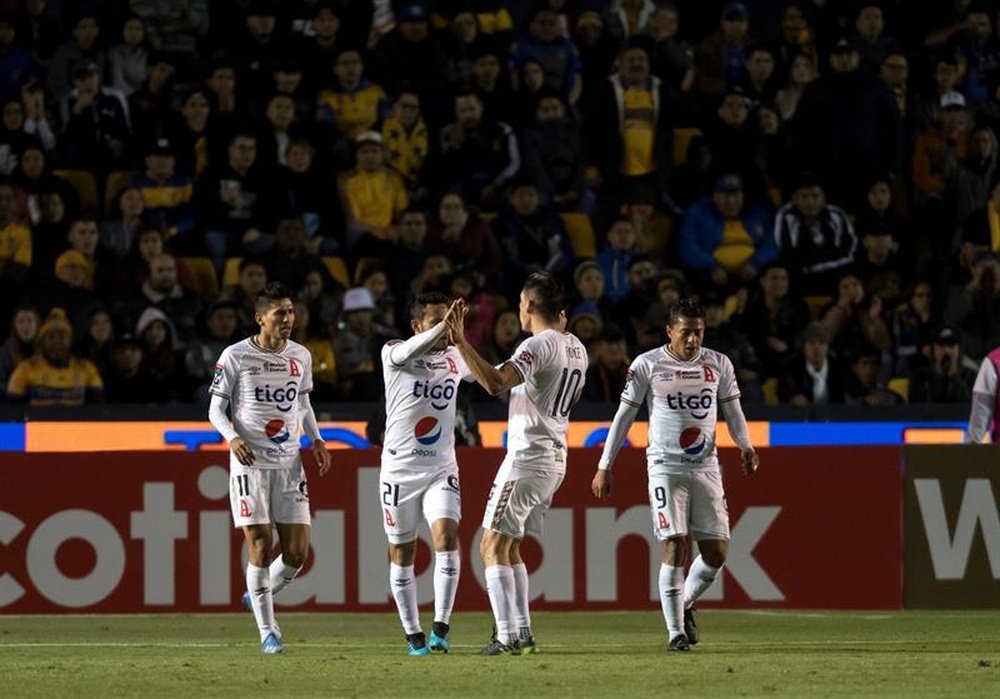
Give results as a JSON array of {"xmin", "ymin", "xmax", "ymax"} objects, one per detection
[
  {"xmin": 208, "ymin": 282, "xmax": 331, "ymax": 654},
  {"xmin": 592, "ymin": 298, "xmax": 758, "ymax": 651},
  {"xmin": 379, "ymin": 292, "xmax": 470, "ymax": 655},
  {"xmin": 446, "ymin": 272, "xmax": 588, "ymax": 655}
]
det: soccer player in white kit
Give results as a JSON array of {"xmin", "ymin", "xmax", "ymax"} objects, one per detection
[
  {"xmin": 208, "ymin": 282, "xmax": 331, "ymax": 654},
  {"xmin": 446, "ymin": 272, "xmax": 588, "ymax": 655},
  {"xmin": 592, "ymin": 299, "xmax": 758, "ymax": 651},
  {"xmin": 380, "ymin": 292, "xmax": 471, "ymax": 656}
]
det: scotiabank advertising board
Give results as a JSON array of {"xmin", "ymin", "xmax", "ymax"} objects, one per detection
[{"xmin": 0, "ymin": 447, "xmax": 903, "ymax": 613}]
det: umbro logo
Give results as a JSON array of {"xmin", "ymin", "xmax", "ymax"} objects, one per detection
[{"xmin": 440, "ymin": 567, "xmax": 458, "ymax": 576}]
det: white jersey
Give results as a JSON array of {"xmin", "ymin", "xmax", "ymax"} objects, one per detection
[
  {"xmin": 621, "ymin": 345, "xmax": 740, "ymax": 473},
  {"xmin": 381, "ymin": 341, "xmax": 471, "ymax": 479},
  {"xmin": 210, "ymin": 337, "xmax": 313, "ymax": 469},
  {"xmin": 505, "ymin": 329, "xmax": 588, "ymax": 474}
]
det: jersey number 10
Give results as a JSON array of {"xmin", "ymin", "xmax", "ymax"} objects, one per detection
[{"xmin": 550, "ymin": 367, "xmax": 583, "ymax": 418}]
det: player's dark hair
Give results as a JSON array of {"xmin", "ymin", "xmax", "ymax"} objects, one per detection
[
  {"xmin": 667, "ymin": 298, "xmax": 705, "ymax": 326},
  {"xmin": 255, "ymin": 282, "xmax": 294, "ymax": 313},
  {"xmin": 409, "ymin": 291, "xmax": 452, "ymax": 321},
  {"xmin": 523, "ymin": 272, "xmax": 564, "ymax": 322}
]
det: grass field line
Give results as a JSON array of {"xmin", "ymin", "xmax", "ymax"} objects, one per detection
[{"xmin": 0, "ymin": 638, "xmax": 990, "ymax": 650}]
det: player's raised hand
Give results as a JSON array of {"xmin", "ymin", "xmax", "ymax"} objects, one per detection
[
  {"xmin": 741, "ymin": 448, "xmax": 759, "ymax": 476},
  {"xmin": 592, "ymin": 469, "xmax": 612, "ymax": 499},
  {"xmin": 230, "ymin": 437, "xmax": 255, "ymax": 466},
  {"xmin": 313, "ymin": 439, "xmax": 331, "ymax": 476},
  {"xmin": 445, "ymin": 299, "xmax": 467, "ymax": 340}
]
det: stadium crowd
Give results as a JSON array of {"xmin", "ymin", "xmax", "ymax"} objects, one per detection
[{"xmin": 0, "ymin": 0, "xmax": 997, "ymax": 408}]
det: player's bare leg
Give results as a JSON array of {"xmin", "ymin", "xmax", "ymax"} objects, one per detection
[
  {"xmin": 661, "ymin": 536, "xmax": 690, "ymax": 651},
  {"xmin": 480, "ymin": 529, "xmax": 520, "ymax": 654},
  {"xmin": 387, "ymin": 539, "xmax": 428, "ymax": 655},
  {"xmin": 428, "ymin": 517, "xmax": 460, "ymax": 652},
  {"xmin": 243, "ymin": 524, "xmax": 282, "ymax": 653},
  {"xmin": 508, "ymin": 539, "xmax": 536, "ymax": 653},
  {"xmin": 682, "ymin": 538, "xmax": 728, "ymax": 646}
]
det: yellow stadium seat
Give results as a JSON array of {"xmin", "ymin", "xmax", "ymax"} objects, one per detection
[
  {"xmin": 222, "ymin": 257, "xmax": 242, "ymax": 288},
  {"xmin": 561, "ymin": 213, "xmax": 596, "ymax": 258},
  {"xmin": 54, "ymin": 169, "xmax": 99, "ymax": 214},
  {"xmin": 888, "ymin": 377, "xmax": 909, "ymax": 403},
  {"xmin": 805, "ymin": 295, "xmax": 831, "ymax": 320},
  {"xmin": 673, "ymin": 127, "xmax": 703, "ymax": 166},
  {"xmin": 352, "ymin": 256, "xmax": 379, "ymax": 285},
  {"xmin": 321, "ymin": 256, "xmax": 350, "ymax": 288},
  {"xmin": 104, "ymin": 170, "xmax": 135, "ymax": 213},
  {"xmin": 180, "ymin": 257, "xmax": 219, "ymax": 301},
  {"xmin": 763, "ymin": 377, "xmax": 779, "ymax": 406}
]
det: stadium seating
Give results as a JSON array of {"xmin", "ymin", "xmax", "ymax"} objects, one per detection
[
  {"xmin": 763, "ymin": 377, "xmax": 780, "ymax": 406},
  {"xmin": 561, "ymin": 213, "xmax": 596, "ymax": 258},
  {"xmin": 104, "ymin": 170, "xmax": 135, "ymax": 214},
  {"xmin": 673, "ymin": 127, "xmax": 703, "ymax": 165},
  {"xmin": 805, "ymin": 295, "xmax": 832, "ymax": 321},
  {"xmin": 180, "ymin": 257, "xmax": 219, "ymax": 301},
  {"xmin": 222, "ymin": 257, "xmax": 242, "ymax": 288},
  {"xmin": 888, "ymin": 377, "xmax": 910, "ymax": 403},
  {"xmin": 54, "ymin": 169, "xmax": 99, "ymax": 214}
]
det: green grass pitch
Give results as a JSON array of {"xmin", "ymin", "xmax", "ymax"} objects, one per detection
[{"xmin": 2, "ymin": 611, "xmax": 999, "ymax": 697}]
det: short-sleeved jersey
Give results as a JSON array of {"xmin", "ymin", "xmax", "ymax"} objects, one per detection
[
  {"xmin": 7, "ymin": 355, "xmax": 102, "ymax": 406},
  {"xmin": 210, "ymin": 337, "xmax": 313, "ymax": 469},
  {"xmin": 505, "ymin": 329, "xmax": 588, "ymax": 474},
  {"xmin": 621, "ymin": 345, "xmax": 740, "ymax": 473},
  {"xmin": 380, "ymin": 341, "xmax": 471, "ymax": 479}
]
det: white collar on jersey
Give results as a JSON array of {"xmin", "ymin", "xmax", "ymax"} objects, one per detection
[
  {"xmin": 664, "ymin": 345, "xmax": 702, "ymax": 364},
  {"xmin": 249, "ymin": 335, "xmax": 288, "ymax": 354}
]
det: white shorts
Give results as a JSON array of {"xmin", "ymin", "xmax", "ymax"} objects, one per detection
[
  {"xmin": 648, "ymin": 469, "xmax": 729, "ymax": 541},
  {"xmin": 229, "ymin": 460, "xmax": 311, "ymax": 528},
  {"xmin": 379, "ymin": 467, "xmax": 462, "ymax": 544},
  {"xmin": 481, "ymin": 460, "xmax": 564, "ymax": 539}
]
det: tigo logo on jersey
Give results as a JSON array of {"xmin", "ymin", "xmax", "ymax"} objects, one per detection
[
  {"xmin": 265, "ymin": 419, "xmax": 291, "ymax": 445},
  {"xmin": 679, "ymin": 427, "xmax": 706, "ymax": 455},
  {"xmin": 412, "ymin": 378, "xmax": 456, "ymax": 410},
  {"xmin": 414, "ymin": 416, "xmax": 442, "ymax": 445}
]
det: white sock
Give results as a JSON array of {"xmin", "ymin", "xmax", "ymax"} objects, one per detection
[
  {"xmin": 485, "ymin": 565, "xmax": 516, "ymax": 643},
  {"xmin": 659, "ymin": 564, "xmax": 685, "ymax": 638},
  {"xmin": 511, "ymin": 562, "xmax": 532, "ymax": 640},
  {"xmin": 390, "ymin": 563, "xmax": 421, "ymax": 635},
  {"xmin": 246, "ymin": 563, "xmax": 276, "ymax": 642},
  {"xmin": 684, "ymin": 555, "xmax": 722, "ymax": 609},
  {"xmin": 269, "ymin": 554, "xmax": 302, "ymax": 597},
  {"xmin": 433, "ymin": 550, "xmax": 460, "ymax": 626}
]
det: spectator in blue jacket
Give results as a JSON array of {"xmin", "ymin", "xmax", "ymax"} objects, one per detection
[
  {"xmin": 596, "ymin": 216, "xmax": 642, "ymax": 302},
  {"xmin": 678, "ymin": 173, "xmax": 776, "ymax": 292}
]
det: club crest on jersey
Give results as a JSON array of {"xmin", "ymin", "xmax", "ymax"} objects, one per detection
[
  {"xmin": 447, "ymin": 356, "xmax": 458, "ymax": 374},
  {"xmin": 289, "ymin": 358, "xmax": 301, "ymax": 377},
  {"xmin": 703, "ymin": 365, "xmax": 715, "ymax": 382},
  {"xmin": 679, "ymin": 427, "xmax": 706, "ymax": 455},
  {"xmin": 265, "ymin": 418, "xmax": 290, "ymax": 445},
  {"xmin": 414, "ymin": 416, "xmax": 442, "ymax": 445}
]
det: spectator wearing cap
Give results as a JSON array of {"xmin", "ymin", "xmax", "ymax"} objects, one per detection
[
  {"xmin": 333, "ymin": 286, "xmax": 397, "ymax": 400},
  {"xmin": 792, "ymin": 35, "xmax": 900, "ymax": 207},
  {"xmin": 774, "ymin": 175, "xmax": 857, "ymax": 294},
  {"xmin": 122, "ymin": 252, "xmax": 203, "ymax": 344},
  {"xmin": 439, "ymin": 90, "xmax": 519, "ymax": 210},
  {"xmin": 734, "ymin": 261, "xmax": 811, "ymax": 377},
  {"xmin": 583, "ymin": 323, "xmax": 630, "ymax": 403},
  {"xmin": 107, "ymin": 14, "xmax": 149, "ymax": 96},
  {"xmin": 646, "ymin": 3, "xmax": 695, "ymax": 93},
  {"xmin": 104, "ymin": 331, "xmax": 170, "ymax": 403},
  {"xmin": 338, "ymin": 130, "xmax": 408, "ymax": 255},
  {"xmin": 584, "ymin": 41, "xmax": 676, "ymax": 210},
  {"xmin": 6, "ymin": 308, "xmax": 103, "ymax": 406},
  {"xmin": 196, "ymin": 131, "xmax": 277, "ymax": 271},
  {"xmin": 131, "ymin": 138, "xmax": 195, "ymax": 240},
  {"xmin": 381, "ymin": 89, "xmax": 431, "ymax": 204},
  {"xmin": 777, "ymin": 320, "xmax": 846, "ymax": 405},
  {"xmin": 59, "ymin": 60, "xmax": 132, "ymax": 171},
  {"xmin": 493, "ymin": 176, "xmax": 572, "ymax": 295},
  {"xmin": 695, "ymin": 1, "xmax": 751, "ymax": 96},
  {"xmin": 316, "ymin": 47, "xmax": 389, "ymax": 147},
  {"xmin": 368, "ymin": 3, "xmax": 446, "ymax": 99},
  {"xmin": 184, "ymin": 299, "xmax": 239, "ymax": 402},
  {"xmin": 47, "ymin": 10, "xmax": 104, "ymax": 101},
  {"xmin": 944, "ymin": 249, "xmax": 1000, "ymax": 361},
  {"xmin": 910, "ymin": 325, "xmax": 976, "ymax": 403},
  {"xmin": 521, "ymin": 89, "xmax": 592, "ymax": 213},
  {"xmin": 0, "ymin": 13, "xmax": 38, "ymax": 104},
  {"xmin": 678, "ymin": 173, "xmax": 776, "ymax": 292},
  {"xmin": 510, "ymin": 6, "xmax": 583, "ymax": 104},
  {"xmin": 913, "ymin": 91, "xmax": 969, "ymax": 213}
]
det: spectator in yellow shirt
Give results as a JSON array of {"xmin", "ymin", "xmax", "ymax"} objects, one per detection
[
  {"xmin": 6, "ymin": 308, "xmax": 104, "ymax": 406},
  {"xmin": 339, "ymin": 131, "xmax": 407, "ymax": 256}
]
